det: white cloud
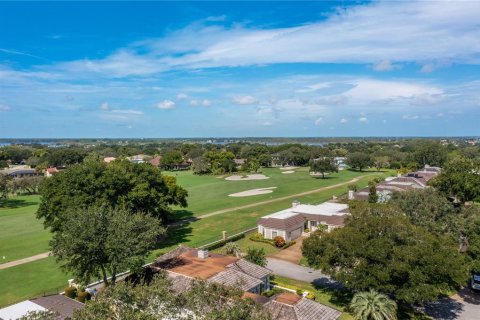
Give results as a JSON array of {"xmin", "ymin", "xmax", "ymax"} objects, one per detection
[
  {"xmin": 189, "ymin": 99, "xmax": 198, "ymax": 106},
  {"xmin": 110, "ymin": 109, "xmax": 143, "ymax": 115},
  {"xmin": 157, "ymin": 100, "xmax": 176, "ymax": 109},
  {"xmin": 177, "ymin": 93, "xmax": 188, "ymax": 100},
  {"xmin": 358, "ymin": 117, "xmax": 368, "ymax": 122},
  {"xmin": 0, "ymin": 103, "xmax": 11, "ymax": 112},
  {"xmin": 202, "ymin": 99, "xmax": 211, "ymax": 107},
  {"xmin": 314, "ymin": 117, "xmax": 324, "ymax": 125},
  {"xmin": 263, "ymin": 121, "xmax": 272, "ymax": 127},
  {"xmin": 402, "ymin": 114, "xmax": 420, "ymax": 120},
  {"xmin": 99, "ymin": 102, "xmax": 109, "ymax": 110},
  {"xmin": 373, "ymin": 60, "xmax": 400, "ymax": 72},
  {"xmin": 232, "ymin": 95, "xmax": 258, "ymax": 105},
  {"xmin": 340, "ymin": 118, "xmax": 348, "ymax": 124}
]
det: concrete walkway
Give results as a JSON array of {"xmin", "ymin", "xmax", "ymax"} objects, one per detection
[{"xmin": 0, "ymin": 252, "xmax": 50, "ymax": 270}]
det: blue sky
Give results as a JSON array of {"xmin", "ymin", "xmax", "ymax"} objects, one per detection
[{"xmin": 1, "ymin": 1, "xmax": 480, "ymax": 138}]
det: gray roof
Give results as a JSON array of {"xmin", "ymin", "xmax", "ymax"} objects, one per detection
[
  {"xmin": 169, "ymin": 273, "xmax": 193, "ymax": 294},
  {"xmin": 155, "ymin": 246, "xmax": 192, "ymax": 265},
  {"xmin": 228, "ymin": 259, "xmax": 272, "ymax": 280},
  {"xmin": 208, "ymin": 269, "xmax": 263, "ymax": 292},
  {"xmin": 30, "ymin": 295, "xmax": 84, "ymax": 320},
  {"xmin": 258, "ymin": 214, "xmax": 305, "ymax": 232},
  {"xmin": 264, "ymin": 297, "xmax": 341, "ymax": 320}
]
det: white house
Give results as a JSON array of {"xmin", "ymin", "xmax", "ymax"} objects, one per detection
[{"xmin": 257, "ymin": 201, "xmax": 349, "ymax": 241}]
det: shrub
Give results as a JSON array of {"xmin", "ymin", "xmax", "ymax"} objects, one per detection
[
  {"xmin": 306, "ymin": 292, "xmax": 316, "ymax": 300},
  {"xmin": 273, "ymin": 236, "xmax": 286, "ymax": 248},
  {"xmin": 224, "ymin": 242, "xmax": 241, "ymax": 256},
  {"xmin": 76, "ymin": 291, "xmax": 91, "ymax": 303},
  {"xmin": 304, "ymin": 228, "xmax": 310, "ymax": 233},
  {"xmin": 64, "ymin": 286, "xmax": 77, "ymax": 299},
  {"xmin": 245, "ymin": 247, "xmax": 267, "ymax": 267},
  {"xmin": 348, "ymin": 183, "xmax": 358, "ymax": 192},
  {"xmin": 251, "ymin": 233, "xmax": 264, "ymax": 241},
  {"xmin": 296, "ymin": 289, "xmax": 303, "ymax": 296}
]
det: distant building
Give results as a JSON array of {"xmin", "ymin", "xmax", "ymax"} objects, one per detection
[
  {"xmin": 127, "ymin": 154, "xmax": 148, "ymax": 164},
  {"xmin": 258, "ymin": 201, "xmax": 350, "ymax": 241},
  {"xmin": 45, "ymin": 167, "xmax": 59, "ymax": 177},
  {"xmin": 348, "ymin": 165, "xmax": 441, "ymax": 202},
  {"xmin": 1, "ymin": 167, "xmax": 40, "ymax": 178},
  {"xmin": 149, "ymin": 156, "xmax": 162, "ymax": 167},
  {"xmin": 333, "ymin": 157, "xmax": 347, "ymax": 170}
]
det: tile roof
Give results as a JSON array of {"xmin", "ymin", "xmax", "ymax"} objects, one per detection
[
  {"xmin": 264, "ymin": 293, "xmax": 341, "ymax": 320},
  {"xmin": 301, "ymin": 214, "xmax": 346, "ymax": 226},
  {"xmin": 208, "ymin": 269, "xmax": 263, "ymax": 291},
  {"xmin": 30, "ymin": 295, "xmax": 84, "ymax": 320},
  {"xmin": 258, "ymin": 214, "xmax": 305, "ymax": 232},
  {"xmin": 228, "ymin": 259, "xmax": 272, "ymax": 279}
]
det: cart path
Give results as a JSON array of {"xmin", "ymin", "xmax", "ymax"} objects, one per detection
[
  {"xmin": 0, "ymin": 252, "xmax": 50, "ymax": 270},
  {"xmin": 0, "ymin": 174, "xmax": 378, "ymax": 270}
]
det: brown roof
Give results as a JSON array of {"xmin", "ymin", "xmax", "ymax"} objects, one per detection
[
  {"xmin": 258, "ymin": 214, "xmax": 305, "ymax": 232},
  {"xmin": 264, "ymin": 293, "xmax": 341, "ymax": 320},
  {"xmin": 30, "ymin": 295, "xmax": 84, "ymax": 320},
  {"xmin": 155, "ymin": 247, "xmax": 239, "ymax": 279},
  {"xmin": 208, "ymin": 269, "xmax": 263, "ymax": 291},
  {"xmin": 228, "ymin": 259, "xmax": 272, "ymax": 279}
]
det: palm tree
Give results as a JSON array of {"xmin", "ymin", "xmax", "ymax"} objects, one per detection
[{"xmin": 350, "ymin": 289, "xmax": 397, "ymax": 320}]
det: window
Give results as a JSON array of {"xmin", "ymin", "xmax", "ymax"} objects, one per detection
[
  {"xmin": 272, "ymin": 231, "xmax": 278, "ymax": 238},
  {"xmin": 311, "ymin": 221, "xmax": 317, "ymax": 227}
]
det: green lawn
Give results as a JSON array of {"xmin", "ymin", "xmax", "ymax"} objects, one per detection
[
  {"xmin": 211, "ymin": 232, "xmax": 282, "ymax": 256},
  {"xmin": 0, "ymin": 168, "xmax": 392, "ymax": 307},
  {"xmin": 168, "ymin": 167, "xmax": 392, "ymax": 218},
  {"xmin": 0, "ymin": 195, "xmax": 51, "ymax": 263}
]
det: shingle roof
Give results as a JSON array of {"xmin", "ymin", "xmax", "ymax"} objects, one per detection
[
  {"xmin": 258, "ymin": 214, "xmax": 305, "ymax": 232},
  {"xmin": 228, "ymin": 259, "xmax": 272, "ymax": 279},
  {"xmin": 30, "ymin": 295, "xmax": 84, "ymax": 320},
  {"xmin": 208, "ymin": 269, "xmax": 263, "ymax": 292},
  {"xmin": 264, "ymin": 294, "xmax": 341, "ymax": 320},
  {"xmin": 301, "ymin": 214, "xmax": 346, "ymax": 226},
  {"xmin": 155, "ymin": 246, "xmax": 192, "ymax": 265}
]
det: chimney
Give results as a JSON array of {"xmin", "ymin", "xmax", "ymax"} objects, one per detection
[
  {"xmin": 292, "ymin": 200, "xmax": 300, "ymax": 208},
  {"xmin": 198, "ymin": 249, "xmax": 209, "ymax": 259},
  {"xmin": 348, "ymin": 190, "xmax": 354, "ymax": 200}
]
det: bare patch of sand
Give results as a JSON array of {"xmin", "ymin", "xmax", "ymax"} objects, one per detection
[
  {"xmin": 282, "ymin": 170, "xmax": 295, "ymax": 174},
  {"xmin": 229, "ymin": 187, "xmax": 277, "ymax": 197},
  {"xmin": 225, "ymin": 174, "xmax": 269, "ymax": 181},
  {"xmin": 280, "ymin": 166, "xmax": 299, "ymax": 170}
]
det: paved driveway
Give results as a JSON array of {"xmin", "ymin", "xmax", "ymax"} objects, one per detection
[
  {"xmin": 423, "ymin": 288, "xmax": 480, "ymax": 320},
  {"xmin": 266, "ymin": 257, "xmax": 341, "ymax": 289},
  {"xmin": 269, "ymin": 237, "xmax": 304, "ymax": 264}
]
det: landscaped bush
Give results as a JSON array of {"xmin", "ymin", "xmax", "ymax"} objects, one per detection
[
  {"xmin": 64, "ymin": 286, "xmax": 77, "ymax": 299},
  {"xmin": 304, "ymin": 228, "xmax": 310, "ymax": 233},
  {"xmin": 306, "ymin": 292, "xmax": 316, "ymax": 300},
  {"xmin": 204, "ymin": 233, "xmax": 245, "ymax": 251},
  {"xmin": 76, "ymin": 291, "xmax": 91, "ymax": 303},
  {"xmin": 251, "ymin": 233, "xmax": 264, "ymax": 241},
  {"xmin": 273, "ymin": 236, "xmax": 286, "ymax": 248},
  {"xmin": 296, "ymin": 289, "xmax": 303, "ymax": 296},
  {"xmin": 262, "ymin": 287, "xmax": 283, "ymax": 297},
  {"xmin": 224, "ymin": 242, "xmax": 241, "ymax": 256},
  {"xmin": 282, "ymin": 241, "xmax": 296, "ymax": 249}
]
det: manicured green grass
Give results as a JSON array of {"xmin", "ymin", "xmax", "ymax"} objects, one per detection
[
  {"xmin": 0, "ymin": 257, "xmax": 72, "ymax": 307},
  {"xmin": 0, "ymin": 169, "xmax": 392, "ymax": 307},
  {"xmin": 0, "ymin": 195, "xmax": 51, "ymax": 262},
  {"xmin": 271, "ymin": 275, "xmax": 354, "ymax": 320},
  {"xmin": 168, "ymin": 167, "xmax": 392, "ymax": 217},
  {"xmin": 211, "ymin": 233, "xmax": 282, "ymax": 256}
]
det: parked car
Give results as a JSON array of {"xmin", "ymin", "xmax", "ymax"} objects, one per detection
[{"xmin": 471, "ymin": 274, "xmax": 480, "ymax": 291}]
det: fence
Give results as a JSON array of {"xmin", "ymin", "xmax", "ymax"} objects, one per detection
[{"xmin": 194, "ymin": 226, "xmax": 258, "ymax": 250}]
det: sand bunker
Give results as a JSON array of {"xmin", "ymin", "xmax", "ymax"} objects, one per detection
[
  {"xmin": 282, "ymin": 170, "xmax": 295, "ymax": 174},
  {"xmin": 280, "ymin": 166, "xmax": 299, "ymax": 170},
  {"xmin": 229, "ymin": 187, "xmax": 277, "ymax": 197},
  {"xmin": 225, "ymin": 174, "xmax": 269, "ymax": 181}
]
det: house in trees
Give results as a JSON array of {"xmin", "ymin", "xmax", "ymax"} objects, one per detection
[
  {"xmin": 153, "ymin": 246, "xmax": 272, "ymax": 294},
  {"xmin": 257, "ymin": 201, "xmax": 350, "ymax": 241},
  {"xmin": 348, "ymin": 165, "xmax": 441, "ymax": 202},
  {"xmin": 149, "ymin": 156, "xmax": 162, "ymax": 167}
]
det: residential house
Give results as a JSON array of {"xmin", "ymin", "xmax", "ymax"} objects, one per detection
[
  {"xmin": 257, "ymin": 201, "xmax": 350, "ymax": 241},
  {"xmin": 0, "ymin": 295, "xmax": 84, "ymax": 320},
  {"xmin": 149, "ymin": 156, "xmax": 162, "ymax": 167},
  {"xmin": 1, "ymin": 167, "xmax": 40, "ymax": 178},
  {"xmin": 153, "ymin": 246, "xmax": 271, "ymax": 294},
  {"xmin": 103, "ymin": 156, "xmax": 117, "ymax": 163},
  {"xmin": 45, "ymin": 167, "xmax": 59, "ymax": 177},
  {"xmin": 127, "ymin": 154, "xmax": 149, "ymax": 164},
  {"xmin": 333, "ymin": 157, "xmax": 347, "ymax": 170},
  {"xmin": 348, "ymin": 165, "xmax": 441, "ymax": 202}
]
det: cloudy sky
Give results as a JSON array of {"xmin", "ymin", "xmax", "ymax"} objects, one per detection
[{"xmin": 1, "ymin": 1, "xmax": 480, "ymax": 138}]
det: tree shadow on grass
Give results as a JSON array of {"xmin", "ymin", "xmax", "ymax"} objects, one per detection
[
  {"xmin": 312, "ymin": 282, "xmax": 353, "ymax": 309},
  {"xmin": 0, "ymin": 198, "xmax": 38, "ymax": 209},
  {"xmin": 155, "ymin": 221, "xmax": 194, "ymax": 254},
  {"xmin": 172, "ymin": 209, "xmax": 196, "ymax": 221},
  {"xmin": 420, "ymin": 297, "xmax": 463, "ymax": 320}
]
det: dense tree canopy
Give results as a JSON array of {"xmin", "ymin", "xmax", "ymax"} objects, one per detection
[
  {"xmin": 346, "ymin": 152, "xmax": 372, "ymax": 171},
  {"xmin": 412, "ymin": 141, "xmax": 448, "ymax": 167},
  {"xmin": 430, "ymin": 157, "xmax": 480, "ymax": 203},
  {"xmin": 51, "ymin": 206, "xmax": 164, "ymax": 286},
  {"xmin": 302, "ymin": 205, "xmax": 468, "ymax": 304},
  {"xmin": 161, "ymin": 150, "xmax": 184, "ymax": 170},
  {"xmin": 37, "ymin": 160, "xmax": 188, "ymax": 231},
  {"xmin": 72, "ymin": 273, "xmax": 272, "ymax": 320},
  {"xmin": 309, "ymin": 157, "xmax": 338, "ymax": 178}
]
